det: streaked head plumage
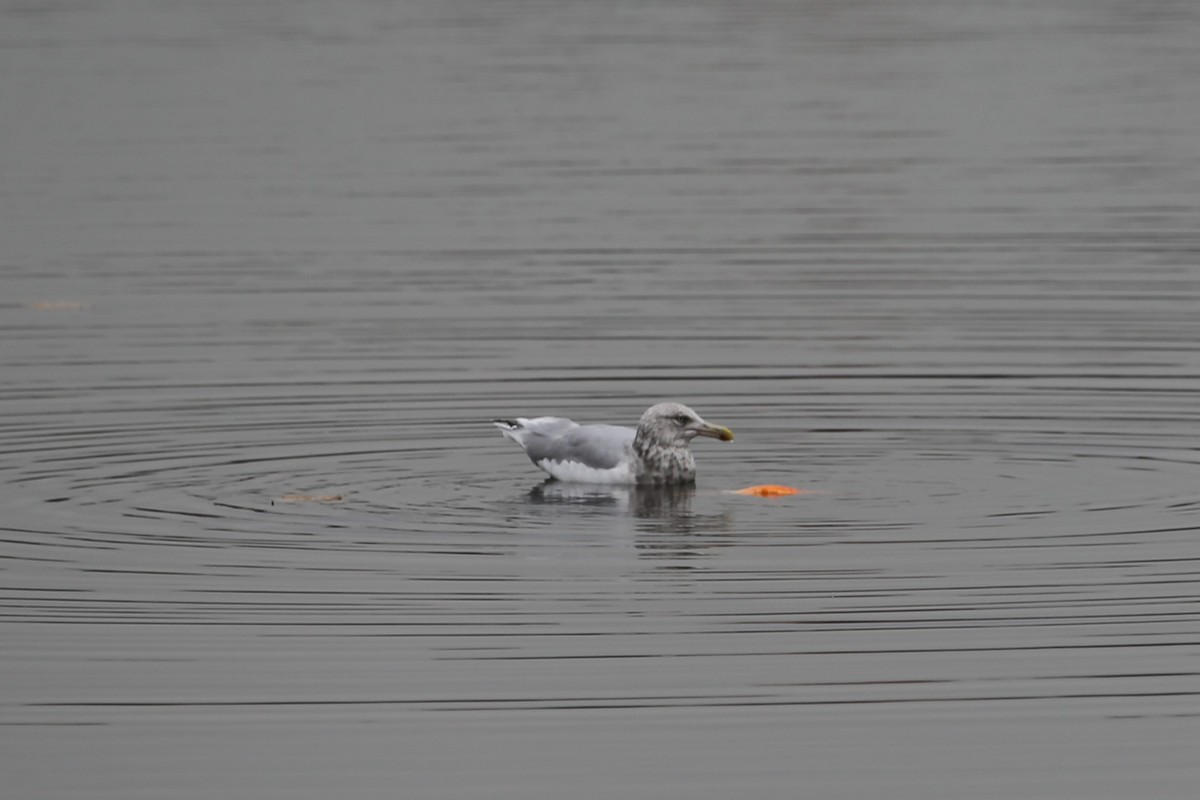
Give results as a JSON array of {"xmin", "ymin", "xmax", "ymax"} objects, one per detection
[{"xmin": 637, "ymin": 402, "xmax": 734, "ymax": 447}]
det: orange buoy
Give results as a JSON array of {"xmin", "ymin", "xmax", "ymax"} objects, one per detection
[{"xmin": 733, "ymin": 484, "xmax": 801, "ymax": 497}]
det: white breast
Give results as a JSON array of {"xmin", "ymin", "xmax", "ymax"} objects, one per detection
[{"xmin": 536, "ymin": 458, "xmax": 636, "ymax": 485}]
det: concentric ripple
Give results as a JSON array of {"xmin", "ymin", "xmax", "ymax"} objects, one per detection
[{"xmin": 5, "ymin": 1, "xmax": 1200, "ymax": 794}]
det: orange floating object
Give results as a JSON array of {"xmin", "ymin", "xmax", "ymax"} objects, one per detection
[{"xmin": 733, "ymin": 484, "xmax": 801, "ymax": 497}]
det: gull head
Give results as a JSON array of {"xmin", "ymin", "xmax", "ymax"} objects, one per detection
[{"xmin": 637, "ymin": 402, "xmax": 734, "ymax": 448}]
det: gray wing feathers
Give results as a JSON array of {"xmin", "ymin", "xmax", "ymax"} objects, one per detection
[{"xmin": 526, "ymin": 424, "xmax": 635, "ymax": 470}]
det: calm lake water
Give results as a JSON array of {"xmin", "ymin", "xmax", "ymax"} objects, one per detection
[{"xmin": 3, "ymin": 1, "xmax": 1200, "ymax": 798}]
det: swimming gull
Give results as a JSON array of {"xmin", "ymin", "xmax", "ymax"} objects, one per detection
[{"xmin": 493, "ymin": 401, "xmax": 734, "ymax": 485}]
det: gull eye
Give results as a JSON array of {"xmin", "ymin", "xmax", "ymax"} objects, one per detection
[{"xmin": 673, "ymin": 414, "xmax": 692, "ymax": 425}]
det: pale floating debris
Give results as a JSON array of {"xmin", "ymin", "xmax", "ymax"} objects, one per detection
[{"xmin": 272, "ymin": 494, "xmax": 344, "ymax": 505}]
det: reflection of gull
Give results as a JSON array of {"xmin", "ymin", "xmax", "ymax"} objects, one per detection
[
  {"xmin": 527, "ymin": 481, "xmax": 635, "ymax": 508},
  {"xmin": 493, "ymin": 402, "xmax": 733, "ymax": 485},
  {"xmin": 527, "ymin": 481, "xmax": 695, "ymax": 516},
  {"xmin": 524, "ymin": 481, "xmax": 733, "ymax": 536}
]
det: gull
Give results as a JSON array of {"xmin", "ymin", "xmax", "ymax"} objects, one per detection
[{"xmin": 493, "ymin": 401, "xmax": 733, "ymax": 485}]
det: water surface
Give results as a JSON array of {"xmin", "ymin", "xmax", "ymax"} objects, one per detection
[{"xmin": 3, "ymin": 2, "xmax": 1200, "ymax": 798}]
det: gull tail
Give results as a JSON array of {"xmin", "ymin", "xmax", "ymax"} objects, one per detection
[
  {"xmin": 492, "ymin": 418, "xmax": 526, "ymax": 447},
  {"xmin": 492, "ymin": 415, "xmax": 578, "ymax": 452}
]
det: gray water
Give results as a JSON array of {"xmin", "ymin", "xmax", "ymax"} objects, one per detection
[{"xmin": 3, "ymin": 1, "xmax": 1200, "ymax": 798}]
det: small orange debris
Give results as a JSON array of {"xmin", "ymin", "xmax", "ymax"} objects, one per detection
[{"xmin": 733, "ymin": 484, "xmax": 801, "ymax": 497}]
